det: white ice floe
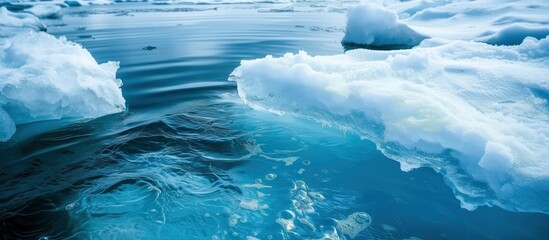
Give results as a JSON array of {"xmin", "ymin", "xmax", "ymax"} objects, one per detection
[
  {"xmin": 23, "ymin": 4, "xmax": 62, "ymax": 19},
  {"xmin": 341, "ymin": 1, "xmax": 549, "ymax": 48},
  {"xmin": 342, "ymin": 3, "xmax": 426, "ymax": 48},
  {"xmin": 0, "ymin": 7, "xmax": 125, "ymax": 142},
  {"xmin": 0, "ymin": 7, "xmax": 45, "ymax": 37},
  {"xmin": 394, "ymin": 0, "xmax": 549, "ymax": 45},
  {"xmin": 230, "ymin": 36, "xmax": 549, "ymax": 213}
]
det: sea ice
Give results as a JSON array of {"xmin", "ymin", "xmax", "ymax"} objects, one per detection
[
  {"xmin": 0, "ymin": 7, "xmax": 45, "ymax": 36},
  {"xmin": 391, "ymin": 0, "xmax": 549, "ymax": 44},
  {"xmin": 23, "ymin": 4, "xmax": 62, "ymax": 19},
  {"xmin": 0, "ymin": 7, "xmax": 125, "ymax": 142},
  {"xmin": 229, "ymin": 37, "xmax": 549, "ymax": 213},
  {"xmin": 342, "ymin": 4, "xmax": 426, "ymax": 49}
]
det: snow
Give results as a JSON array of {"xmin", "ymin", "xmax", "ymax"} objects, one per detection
[
  {"xmin": 0, "ymin": 7, "xmax": 45, "ymax": 37},
  {"xmin": 24, "ymin": 4, "xmax": 62, "ymax": 19},
  {"xmin": 229, "ymin": 37, "xmax": 549, "ymax": 213},
  {"xmin": 339, "ymin": 1, "xmax": 549, "ymax": 48},
  {"xmin": 390, "ymin": 0, "xmax": 549, "ymax": 45},
  {"xmin": 0, "ymin": 7, "xmax": 125, "ymax": 142},
  {"xmin": 342, "ymin": 4, "xmax": 426, "ymax": 49}
]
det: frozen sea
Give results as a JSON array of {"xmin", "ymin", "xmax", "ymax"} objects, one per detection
[{"xmin": 1, "ymin": 2, "xmax": 549, "ymax": 240}]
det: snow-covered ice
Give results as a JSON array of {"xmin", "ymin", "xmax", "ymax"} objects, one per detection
[
  {"xmin": 0, "ymin": 7, "xmax": 125, "ymax": 142},
  {"xmin": 228, "ymin": 0, "xmax": 549, "ymax": 213},
  {"xmin": 391, "ymin": 0, "xmax": 549, "ymax": 45},
  {"xmin": 341, "ymin": 1, "xmax": 549, "ymax": 48},
  {"xmin": 230, "ymin": 36, "xmax": 549, "ymax": 213},
  {"xmin": 342, "ymin": 4, "xmax": 426, "ymax": 49},
  {"xmin": 0, "ymin": 7, "xmax": 45, "ymax": 37},
  {"xmin": 23, "ymin": 4, "xmax": 62, "ymax": 19}
]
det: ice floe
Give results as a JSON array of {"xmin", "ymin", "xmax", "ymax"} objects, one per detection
[
  {"xmin": 342, "ymin": 4, "xmax": 426, "ymax": 49},
  {"xmin": 0, "ymin": 7, "xmax": 45, "ymax": 36},
  {"xmin": 23, "ymin": 4, "xmax": 62, "ymax": 19},
  {"xmin": 0, "ymin": 7, "xmax": 125, "ymax": 142},
  {"xmin": 390, "ymin": 0, "xmax": 549, "ymax": 45},
  {"xmin": 229, "ymin": 36, "xmax": 549, "ymax": 213}
]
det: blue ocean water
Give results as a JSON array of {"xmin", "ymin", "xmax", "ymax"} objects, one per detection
[{"xmin": 0, "ymin": 3, "xmax": 548, "ymax": 239}]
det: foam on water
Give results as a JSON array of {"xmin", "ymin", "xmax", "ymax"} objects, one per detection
[
  {"xmin": 336, "ymin": 212, "xmax": 372, "ymax": 239},
  {"xmin": 230, "ymin": 36, "xmax": 549, "ymax": 213}
]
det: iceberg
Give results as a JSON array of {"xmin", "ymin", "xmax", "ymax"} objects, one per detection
[
  {"xmin": 229, "ymin": 36, "xmax": 549, "ymax": 213},
  {"xmin": 0, "ymin": 7, "xmax": 125, "ymax": 142}
]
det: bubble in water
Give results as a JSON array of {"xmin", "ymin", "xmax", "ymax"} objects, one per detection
[
  {"xmin": 316, "ymin": 226, "xmax": 340, "ymax": 240},
  {"xmin": 308, "ymin": 191, "xmax": 325, "ymax": 201},
  {"xmin": 65, "ymin": 203, "xmax": 75, "ymax": 211},
  {"xmin": 229, "ymin": 214, "xmax": 241, "ymax": 226},
  {"xmin": 381, "ymin": 224, "xmax": 397, "ymax": 232},
  {"xmin": 267, "ymin": 235, "xmax": 273, "ymax": 240},
  {"xmin": 257, "ymin": 191, "xmax": 269, "ymax": 198},
  {"xmin": 321, "ymin": 169, "xmax": 329, "ymax": 174},
  {"xmin": 212, "ymin": 235, "xmax": 219, "ymax": 240},
  {"xmin": 265, "ymin": 173, "xmax": 277, "ymax": 181},
  {"xmin": 204, "ymin": 213, "xmax": 211, "ymax": 218},
  {"xmin": 336, "ymin": 212, "xmax": 372, "ymax": 239},
  {"xmin": 255, "ymin": 178, "xmax": 262, "ymax": 184},
  {"xmin": 240, "ymin": 199, "xmax": 269, "ymax": 211},
  {"xmin": 276, "ymin": 210, "xmax": 296, "ymax": 232},
  {"xmin": 302, "ymin": 159, "xmax": 311, "ymax": 166},
  {"xmin": 298, "ymin": 217, "xmax": 316, "ymax": 231},
  {"xmin": 297, "ymin": 168, "xmax": 305, "ymax": 174},
  {"xmin": 279, "ymin": 210, "xmax": 295, "ymax": 220},
  {"xmin": 240, "ymin": 199, "xmax": 259, "ymax": 211},
  {"xmin": 294, "ymin": 180, "xmax": 308, "ymax": 190},
  {"xmin": 242, "ymin": 183, "xmax": 272, "ymax": 189}
]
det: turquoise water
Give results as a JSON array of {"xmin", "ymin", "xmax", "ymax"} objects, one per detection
[{"xmin": 0, "ymin": 3, "xmax": 548, "ymax": 239}]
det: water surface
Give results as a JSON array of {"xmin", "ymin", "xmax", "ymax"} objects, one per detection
[{"xmin": 1, "ymin": 3, "xmax": 548, "ymax": 240}]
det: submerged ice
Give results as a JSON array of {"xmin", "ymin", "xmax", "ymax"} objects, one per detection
[
  {"xmin": 230, "ymin": 36, "xmax": 549, "ymax": 213},
  {"xmin": 0, "ymin": 7, "xmax": 125, "ymax": 142}
]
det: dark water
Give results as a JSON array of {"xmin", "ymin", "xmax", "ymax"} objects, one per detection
[{"xmin": 1, "ymin": 3, "xmax": 548, "ymax": 240}]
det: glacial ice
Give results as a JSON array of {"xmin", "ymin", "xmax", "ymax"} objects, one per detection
[
  {"xmin": 229, "ymin": 36, "xmax": 549, "ymax": 213},
  {"xmin": 0, "ymin": 7, "xmax": 125, "ymax": 142}
]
